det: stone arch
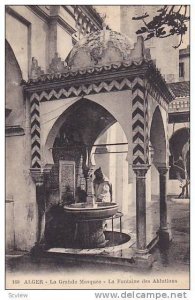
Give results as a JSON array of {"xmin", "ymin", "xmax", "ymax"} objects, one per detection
[
  {"xmin": 150, "ymin": 106, "xmax": 167, "ymax": 167},
  {"xmin": 6, "ymin": 39, "xmax": 23, "ymax": 78},
  {"xmin": 169, "ymin": 127, "xmax": 190, "ymax": 180},
  {"xmin": 44, "ymin": 97, "xmax": 128, "ymax": 165},
  {"xmin": 169, "ymin": 127, "xmax": 189, "ymax": 160}
]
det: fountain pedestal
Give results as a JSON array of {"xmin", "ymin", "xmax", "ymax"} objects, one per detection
[{"xmin": 76, "ymin": 220, "xmax": 107, "ymax": 248}]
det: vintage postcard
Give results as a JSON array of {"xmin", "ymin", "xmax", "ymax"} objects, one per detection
[{"xmin": 5, "ymin": 5, "xmax": 190, "ymax": 291}]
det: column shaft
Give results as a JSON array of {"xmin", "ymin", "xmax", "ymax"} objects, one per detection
[
  {"xmin": 158, "ymin": 166, "xmax": 171, "ymax": 245},
  {"xmin": 158, "ymin": 167, "xmax": 169, "ymax": 230},
  {"xmin": 136, "ymin": 174, "xmax": 146, "ymax": 250},
  {"xmin": 30, "ymin": 169, "xmax": 47, "ymax": 254},
  {"xmin": 159, "ymin": 171, "xmax": 168, "ymax": 230},
  {"xmin": 36, "ymin": 183, "xmax": 46, "ymax": 243},
  {"xmin": 133, "ymin": 166, "xmax": 149, "ymax": 252}
]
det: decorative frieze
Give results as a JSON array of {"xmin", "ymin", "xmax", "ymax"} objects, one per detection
[
  {"xmin": 26, "ymin": 60, "xmax": 148, "ymax": 85},
  {"xmin": 27, "ymin": 78, "xmax": 132, "ymax": 102},
  {"xmin": 25, "ymin": 61, "xmax": 173, "ymax": 107}
]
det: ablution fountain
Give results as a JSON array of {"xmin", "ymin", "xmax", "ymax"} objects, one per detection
[{"xmin": 64, "ymin": 160, "xmax": 119, "ymax": 248}]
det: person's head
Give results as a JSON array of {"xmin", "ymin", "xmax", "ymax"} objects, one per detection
[{"xmin": 94, "ymin": 167, "xmax": 103, "ymax": 180}]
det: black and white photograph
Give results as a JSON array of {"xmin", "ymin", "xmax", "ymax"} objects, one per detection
[{"xmin": 5, "ymin": 4, "xmax": 190, "ymax": 290}]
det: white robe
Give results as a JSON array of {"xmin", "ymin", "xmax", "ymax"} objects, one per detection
[{"xmin": 93, "ymin": 176, "xmax": 112, "ymax": 203}]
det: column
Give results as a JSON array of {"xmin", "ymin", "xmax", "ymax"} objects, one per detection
[
  {"xmin": 30, "ymin": 169, "xmax": 47, "ymax": 255},
  {"xmin": 133, "ymin": 165, "xmax": 149, "ymax": 253},
  {"xmin": 132, "ymin": 165, "xmax": 154, "ymax": 268},
  {"xmin": 158, "ymin": 166, "xmax": 171, "ymax": 245},
  {"xmin": 36, "ymin": 182, "xmax": 45, "ymax": 244}
]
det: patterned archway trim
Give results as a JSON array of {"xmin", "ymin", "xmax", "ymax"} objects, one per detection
[
  {"xmin": 39, "ymin": 78, "xmax": 132, "ymax": 101},
  {"xmin": 26, "ymin": 79, "xmax": 172, "ymax": 106},
  {"xmin": 30, "ymin": 93, "xmax": 41, "ymax": 168},
  {"xmin": 26, "ymin": 65, "xmax": 174, "ymax": 170},
  {"xmin": 29, "ymin": 77, "xmax": 134, "ymax": 169},
  {"xmin": 132, "ymin": 77, "xmax": 170, "ymax": 167},
  {"xmin": 144, "ymin": 88, "xmax": 150, "ymax": 165},
  {"xmin": 132, "ymin": 76, "xmax": 149, "ymax": 165},
  {"xmin": 24, "ymin": 61, "xmax": 174, "ymax": 101}
]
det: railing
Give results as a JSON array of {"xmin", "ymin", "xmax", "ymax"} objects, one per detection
[{"xmin": 169, "ymin": 98, "xmax": 189, "ymax": 113}]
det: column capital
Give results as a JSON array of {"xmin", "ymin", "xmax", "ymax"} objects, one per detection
[
  {"xmin": 30, "ymin": 168, "xmax": 44, "ymax": 186},
  {"xmin": 132, "ymin": 164, "xmax": 150, "ymax": 178},
  {"xmin": 158, "ymin": 166, "xmax": 169, "ymax": 175},
  {"xmin": 42, "ymin": 164, "xmax": 53, "ymax": 175}
]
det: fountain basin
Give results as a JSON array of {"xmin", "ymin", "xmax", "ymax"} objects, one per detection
[
  {"xmin": 64, "ymin": 202, "xmax": 118, "ymax": 220},
  {"xmin": 63, "ymin": 202, "xmax": 119, "ymax": 248}
]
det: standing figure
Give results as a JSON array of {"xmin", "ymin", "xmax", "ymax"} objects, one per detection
[{"xmin": 93, "ymin": 167, "xmax": 112, "ymax": 203}]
